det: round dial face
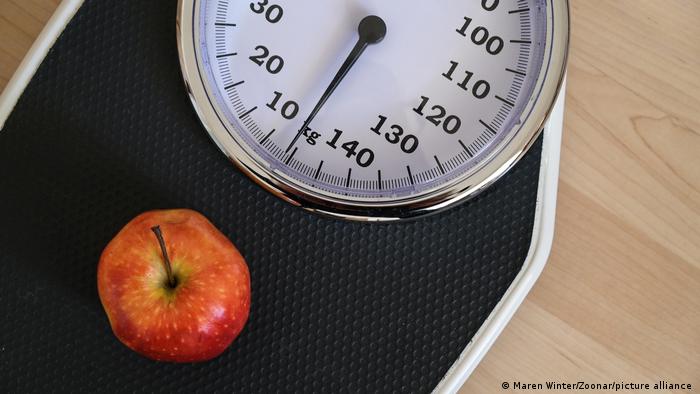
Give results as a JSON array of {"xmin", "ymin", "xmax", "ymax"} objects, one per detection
[{"xmin": 181, "ymin": 0, "xmax": 567, "ymax": 219}]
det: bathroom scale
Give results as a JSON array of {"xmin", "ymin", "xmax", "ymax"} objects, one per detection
[{"xmin": 0, "ymin": 0, "xmax": 568, "ymax": 392}]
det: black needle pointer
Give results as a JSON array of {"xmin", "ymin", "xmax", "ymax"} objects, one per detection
[{"xmin": 286, "ymin": 15, "xmax": 387, "ymax": 152}]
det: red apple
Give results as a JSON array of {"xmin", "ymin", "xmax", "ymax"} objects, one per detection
[{"xmin": 97, "ymin": 209, "xmax": 250, "ymax": 362}]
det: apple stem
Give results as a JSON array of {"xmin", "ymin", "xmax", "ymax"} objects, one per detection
[{"xmin": 151, "ymin": 225, "xmax": 177, "ymax": 289}]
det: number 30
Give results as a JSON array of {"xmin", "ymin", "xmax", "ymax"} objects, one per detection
[{"xmin": 250, "ymin": 1, "xmax": 284, "ymax": 24}]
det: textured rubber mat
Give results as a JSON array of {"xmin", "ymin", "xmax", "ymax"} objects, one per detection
[{"xmin": 0, "ymin": 1, "xmax": 542, "ymax": 392}]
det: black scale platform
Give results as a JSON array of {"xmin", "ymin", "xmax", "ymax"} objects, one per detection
[{"xmin": 0, "ymin": 1, "xmax": 542, "ymax": 392}]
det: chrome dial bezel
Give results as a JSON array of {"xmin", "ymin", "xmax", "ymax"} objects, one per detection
[{"xmin": 177, "ymin": 0, "xmax": 569, "ymax": 222}]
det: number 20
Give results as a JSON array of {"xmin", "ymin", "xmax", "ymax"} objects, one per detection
[{"xmin": 249, "ymin": 45, "xmax": 284, "ymax": 74}]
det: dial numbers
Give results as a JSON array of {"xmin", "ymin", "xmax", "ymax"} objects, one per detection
[{"xmin": 199, "ymin": 0, "xmax": 547, "ymax": 200}]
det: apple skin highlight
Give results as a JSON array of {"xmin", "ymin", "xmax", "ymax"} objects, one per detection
[{"xmin": 97, "ymin": 209, "xmax": 250, "ymax": 363}]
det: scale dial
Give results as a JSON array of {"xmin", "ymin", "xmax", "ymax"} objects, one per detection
[{"xmin": 178, "ymin": 0, "xmax": 569, "ymax": 221}]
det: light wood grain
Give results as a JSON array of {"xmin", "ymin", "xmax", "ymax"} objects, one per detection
[
  {"xmin": 0, "ymin": 0, "xmax": 60, "ymax": 88},
  {"xmin": 1, "ymin": 1, "xmax": 698, "ymax": 392},
  {"xmin": 463, "ymin": 1, "xmax": 700, "ymax": 392}
]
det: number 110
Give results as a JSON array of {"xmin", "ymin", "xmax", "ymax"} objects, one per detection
[{"xmin": 442, "ymin": 61, "xmax": 491, "ymax": 100}]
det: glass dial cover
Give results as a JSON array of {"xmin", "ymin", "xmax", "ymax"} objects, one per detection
[{"xmin": 178, "ymin": 0, "xmax": 569, "ymax": 221}]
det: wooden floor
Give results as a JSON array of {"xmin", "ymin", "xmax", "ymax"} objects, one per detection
[{"xmin": 1, "ymin": 1, "xmax": 698, "ymax": 391}]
